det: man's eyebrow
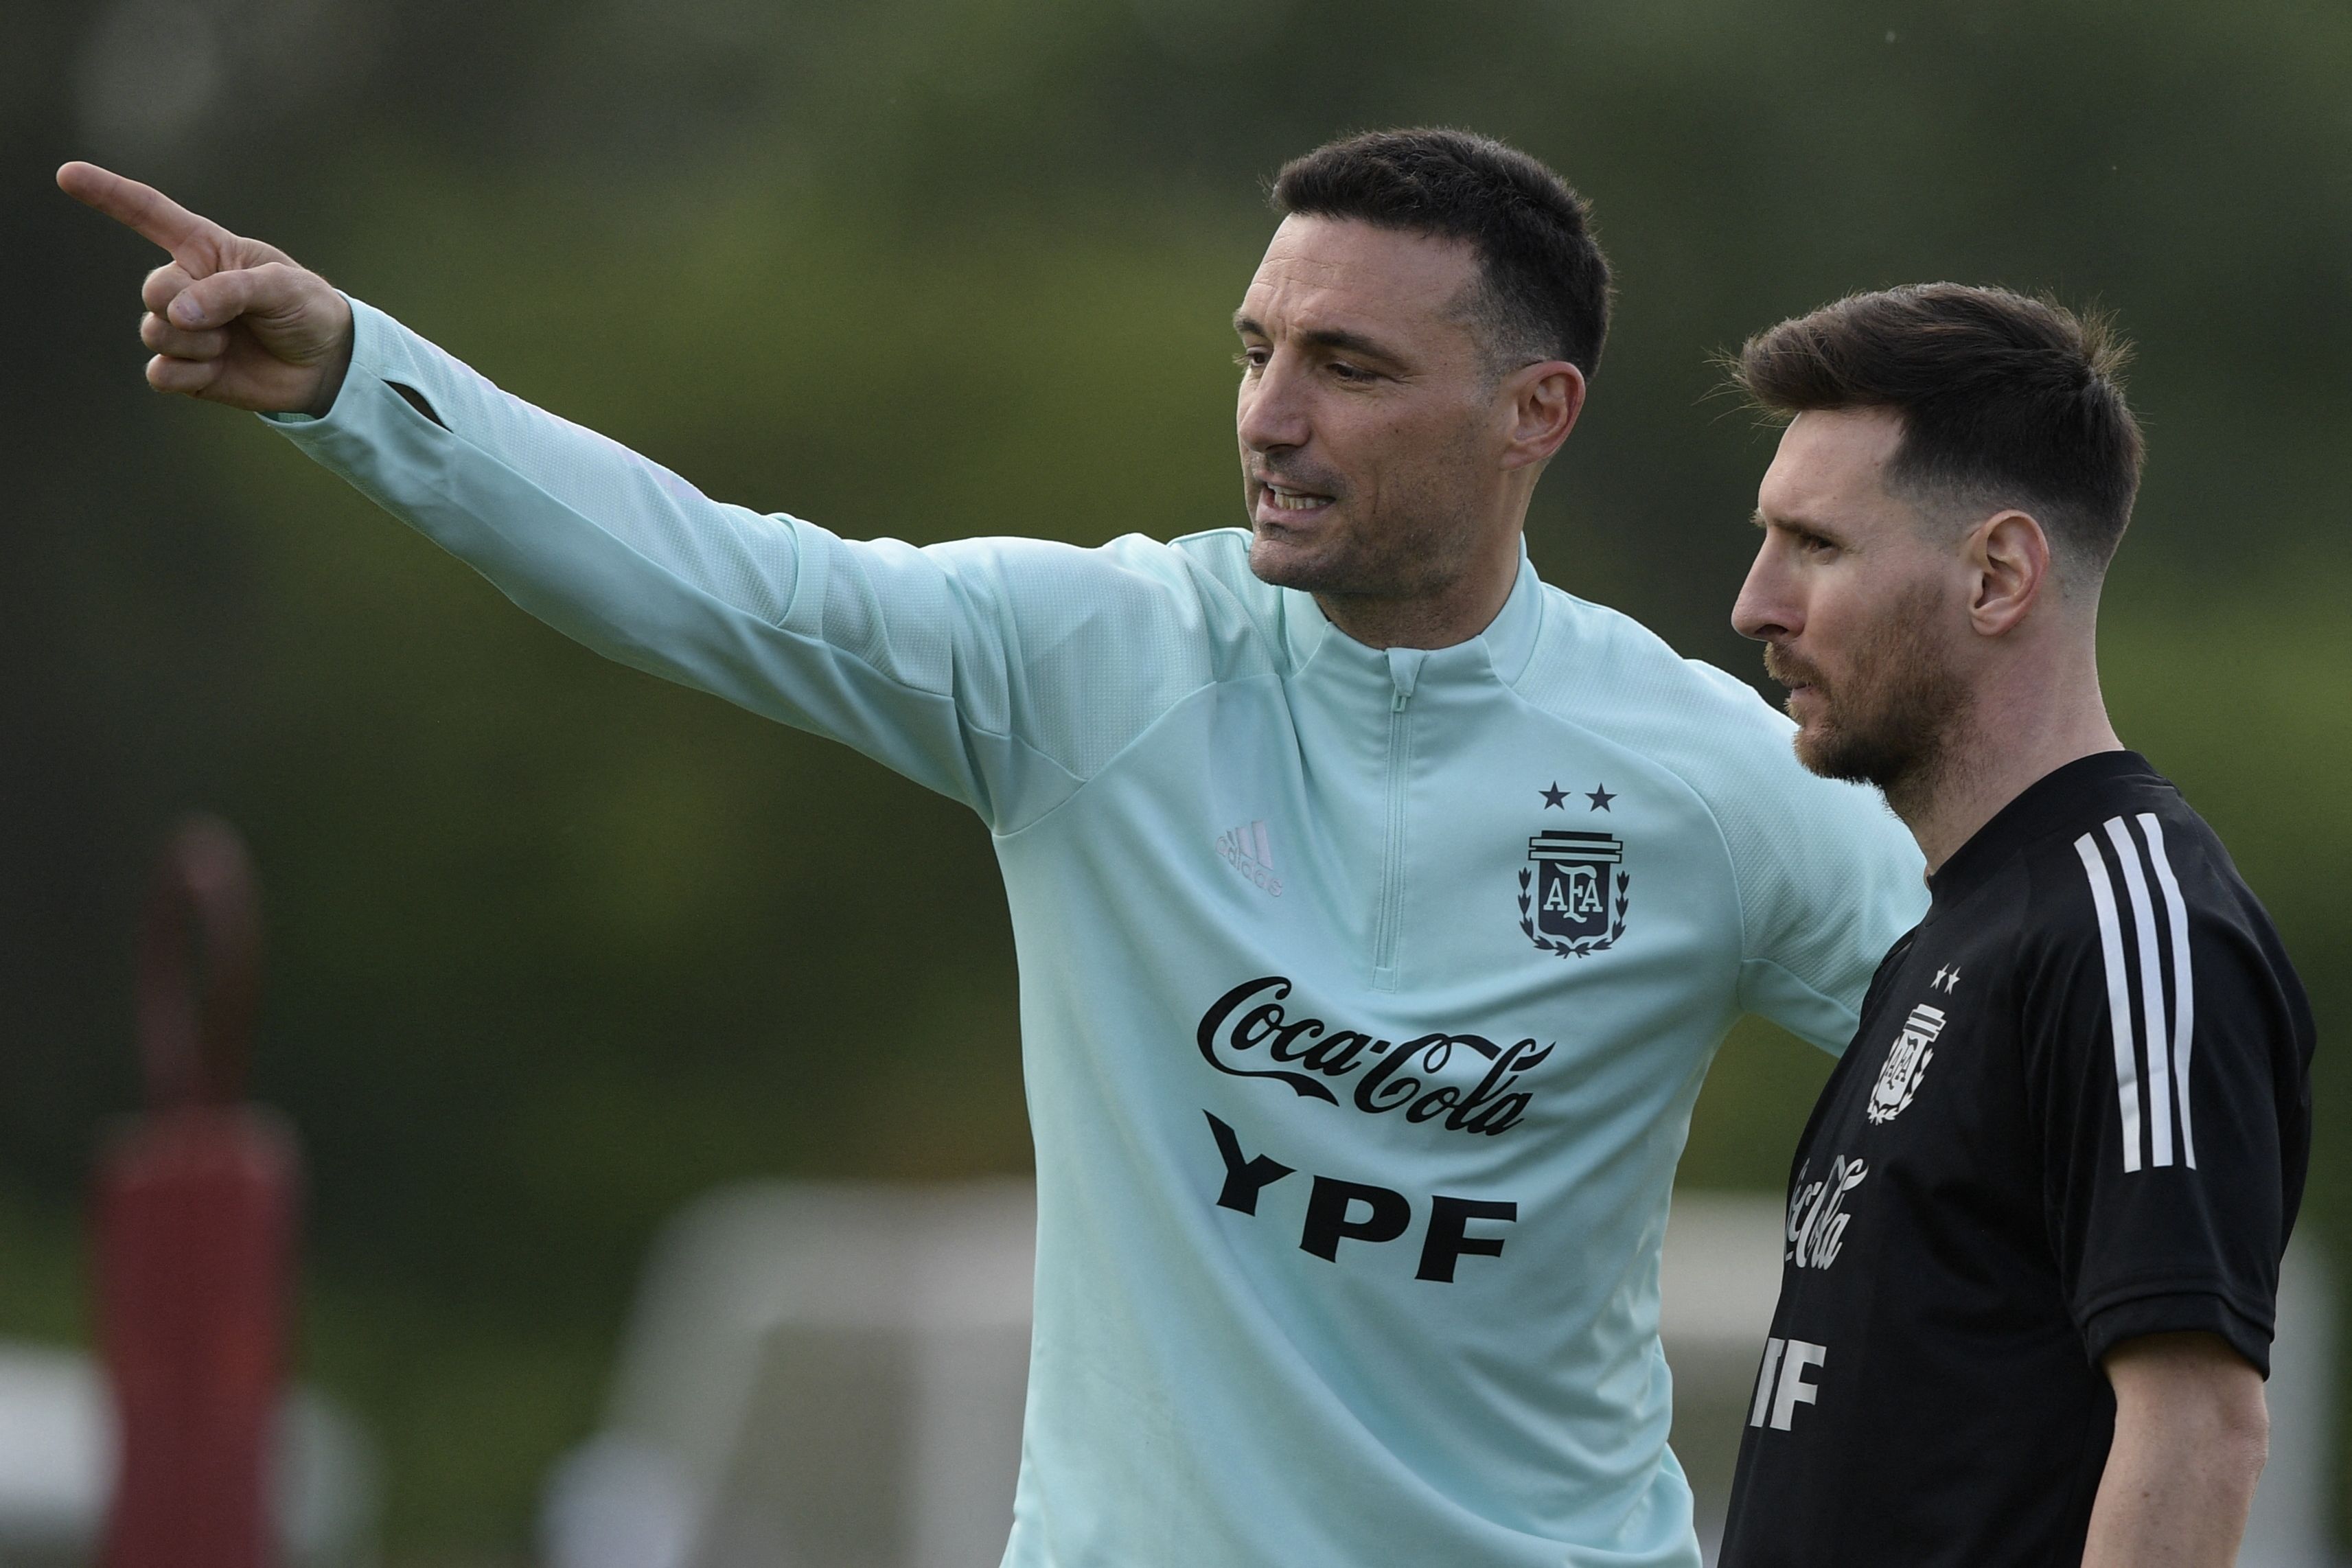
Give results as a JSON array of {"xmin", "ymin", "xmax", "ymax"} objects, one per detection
[
  {"xmin": 1756, "ymin": 509, "xmax": 1841, "ymax": 540},
  {"xmin": 1298, "ymin": 325, "xmax": 1400, "ymax": 360},
  {"xmin": 1230, "ymin": 312, "xmax": 1402, "ymax": 362}
]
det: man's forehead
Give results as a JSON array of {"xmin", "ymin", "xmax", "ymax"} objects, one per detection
[
  {"xmin": 1763, "ymin": 409, "xmax": 1904, "ymax": 501},
  {"xmin": 1239, "ymin": 215, "xmax": 1479, "ymax": 331},
  {"xmin": 1787, "ymin": 406, "xmax": 1905, "ymax": 457},
  {"xmin": 1757, "ymin": 407, "xmax": 1928, "ymax": 541}
]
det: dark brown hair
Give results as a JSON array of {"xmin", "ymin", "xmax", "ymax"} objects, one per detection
[
  {"xmin": 1733, "ymin": 284, "xmax": 2145, "ymax": 571},
  {"xmin": 1271, "ymin": 128, "xmax": 1611, "ymax": 379}
]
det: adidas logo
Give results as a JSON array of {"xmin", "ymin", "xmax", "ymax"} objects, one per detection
[{"xmin": 1215, "ymin": 820, "xmax": 1283, "ymax": 897}]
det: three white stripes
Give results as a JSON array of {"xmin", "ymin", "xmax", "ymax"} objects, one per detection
[{"xmin": 2073, "ymin": 814, "xmax": 2197, "ymax": 1174}]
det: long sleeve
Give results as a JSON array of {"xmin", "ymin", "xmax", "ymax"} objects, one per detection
[
  {"xmin": 1665, "ymin": 662, "xmax": 1927, "ymax": 1055},
  {"xmin": 264, "ymin": 299, "xmax": 1257, "ymax": 831},
  {"xmin": 1729, "ymin": 765, "xmax": 1927, "ymax": 1056}
]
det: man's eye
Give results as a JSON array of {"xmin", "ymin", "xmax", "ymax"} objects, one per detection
[
  {"xmin": 1328, "ymin": 362, "xmax": 1372, "ymax": 383},
  {"xmin": 1234, "ymin": 348, "xmax": 1270, "ymax": 372}
]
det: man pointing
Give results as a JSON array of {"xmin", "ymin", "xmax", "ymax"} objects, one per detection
[{"xmin": 65, "ymin": 131, "xmax": 1922, "ymax": 1566}]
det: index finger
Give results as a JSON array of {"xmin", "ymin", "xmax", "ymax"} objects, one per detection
[{"xmin": 56, "ymin": 161, "xmax": 231, "ymax": 275}]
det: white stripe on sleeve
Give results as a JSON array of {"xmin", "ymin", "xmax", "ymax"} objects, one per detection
[
  {"xmin": 2105, "ymin": 816, "xmax": 2175, "ymax": 1168},
  {"xmin": 2138, "ymin": 812, "xmax": 2198, "ymax": 1169},
  {"xmin": 2075, "ymin": 830, "xmax": 2144, "ymax": 1173}
]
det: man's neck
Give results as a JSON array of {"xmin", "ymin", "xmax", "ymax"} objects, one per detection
[
  {"xmin": 1894, "ymin": 653, "xmax": 2123, "ymax": 874},
  {"xmin": 1313, "ymin": 542, "xmax": 1523, "ymax": 652}
]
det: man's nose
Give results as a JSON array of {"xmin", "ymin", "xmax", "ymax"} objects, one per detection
[
  {"xmin": 1731, "ymin": 546, "xmax": 1799, "ymax": 644},
  {"xmin": 1237, "ymin": 354, "xmax": 1311, "ymax": 454}
]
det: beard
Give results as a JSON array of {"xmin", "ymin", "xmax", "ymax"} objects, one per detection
[
  {"xmin": 1247, "ymin": 495, "xmax": 1476, "ymax": 601},
  {"xmin": 1241, "ymin": 422, "xmax": 1490, "ymax": 602},
  {"xmin": 1764, "ymin": 581, "xmax": 1972, "ymax": 809}
]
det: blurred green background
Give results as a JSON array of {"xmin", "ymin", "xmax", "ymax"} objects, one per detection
[{"xmin": 5, "ymin": 0, "xmax": 2346, "ymax": 1559}]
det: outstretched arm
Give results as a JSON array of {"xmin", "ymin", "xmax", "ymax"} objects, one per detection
[
  {"xmin": 58, "ymin": 163, "xmax": 1230, "ymax": 833},
  {"xmin": 2080, "ymin": 1331, "xmax": 2268, "ymax": 1568},
  {"xmin": 57, "ymin": 162, "xmax": 354, "ymax": 415}
]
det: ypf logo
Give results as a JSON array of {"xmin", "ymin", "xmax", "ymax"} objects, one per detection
[{"xmin": 1519, "ymin": 831, "xmax": 1630, "ymax": 958}]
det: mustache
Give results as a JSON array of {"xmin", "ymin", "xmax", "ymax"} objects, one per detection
[{"xmin": 1761, "ymin": 642, "xmax": 1825, "ymax": 692}]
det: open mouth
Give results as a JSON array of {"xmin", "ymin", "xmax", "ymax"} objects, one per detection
[{"xmin": 1258, "ymin": 480, "xmax": 1334, "ymax": 518}]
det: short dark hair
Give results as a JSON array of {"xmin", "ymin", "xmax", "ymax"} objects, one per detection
[
  {"xmin": 1270, "ymin": 128, "xmax": 1611, "ymax": 380},
  {"xmin": 1731, "ymin": 284, "xmax": 2145, "ymax": 573}
]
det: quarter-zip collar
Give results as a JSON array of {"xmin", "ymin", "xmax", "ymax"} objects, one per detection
[{"xmin": 1273, "ymin": 547, "xmax": 1546, "ymax": 993}]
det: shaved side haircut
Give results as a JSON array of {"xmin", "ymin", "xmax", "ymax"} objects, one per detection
[{"xmin": 1732, "ymin": 284, "xmax": 2146, "ymax": 575}]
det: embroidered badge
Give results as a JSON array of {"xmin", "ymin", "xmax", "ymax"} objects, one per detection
[
  {"xmin": 1865, "ymin": 1004, "xmax": 1946, "ymax": 1124},
  {"xmin": 1519, "ymin": 830, "xmax": 1630, "ymax": 958}
]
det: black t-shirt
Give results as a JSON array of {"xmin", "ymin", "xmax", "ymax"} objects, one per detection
[{"xmin": 1718, "ymin": 752, "xmax": 2314, "ymax": 1568}]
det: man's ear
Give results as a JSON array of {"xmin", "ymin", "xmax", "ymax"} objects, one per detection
[
  {"xmin": 1501, "ymin": 361, "xmax": 1586, "ymax": 471},
  {"xmin": 1969, "ymin": 509, "xmax": 2051, "ymax": 636}
]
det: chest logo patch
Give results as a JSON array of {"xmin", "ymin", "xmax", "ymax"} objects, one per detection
[
  {"xmin": 1214, "ymin": 818, "xmax": 1282, "ymax": 897},
  {"xmin": 1865, "ymin": 1003, "xmax": 1946, "ymax": 1125},
  {"xmin": 1519, "ymin": 830, "xmax": 1630, "ymax": 958}
]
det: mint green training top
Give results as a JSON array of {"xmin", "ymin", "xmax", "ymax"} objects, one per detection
[{"xmin": 270, "ymin": 300, "xmax": 1927, "ymax": 1568}]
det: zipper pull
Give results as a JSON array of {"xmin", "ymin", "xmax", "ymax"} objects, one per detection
[{"xmin": 1385, "ymin": 647, "xmax": 1424, "ymax": 711}]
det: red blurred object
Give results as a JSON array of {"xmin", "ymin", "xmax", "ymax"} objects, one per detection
[{"xmin": 96, "ymin": 816, "xmax": 299, "ymax": 1568}]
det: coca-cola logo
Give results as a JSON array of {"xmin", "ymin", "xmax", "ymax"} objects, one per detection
[
  {"xmin": 1786, "ymin": 1154, "xmax": 1867, "ymax": 1271},
  {"xmin": 1195, "ymin": 976, "xmax": 1553, "ymax": 1137}
]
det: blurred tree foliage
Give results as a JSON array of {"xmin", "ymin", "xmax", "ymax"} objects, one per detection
[{"xmin": 5, "ymin": 0, "xmax": 2347, "ymax": 1554}]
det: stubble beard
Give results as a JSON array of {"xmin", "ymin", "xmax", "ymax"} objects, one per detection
[
  {"xmin": 1768, "ymin": 582, "xmax": 1974, "ymax": 820},
  {"xmin": 1248, "ymin": 497, "xmax": 1473, "ymax": 601},
  {"xmin": 1243, "ymin": 430, "xmax": 1488, "ymax": 604}
]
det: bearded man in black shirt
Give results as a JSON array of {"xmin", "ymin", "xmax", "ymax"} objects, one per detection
[{"xmin": 1715, "ymin": 285, "xmax": 2313, "ymax": 1568}]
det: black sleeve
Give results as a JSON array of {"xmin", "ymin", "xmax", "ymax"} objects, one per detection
[{"xmin": 2024, "ymin": 813, "xmax": 2314, "ymax": 1376}]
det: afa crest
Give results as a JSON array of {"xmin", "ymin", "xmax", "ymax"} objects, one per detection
[
  {"xmin": 1519, "ymin": 831, "xmax": 1630, "ymax": 958},
  {"xmin": 1865, "ymin": 1004, "xmax": 1946, "ymax": 1124}
]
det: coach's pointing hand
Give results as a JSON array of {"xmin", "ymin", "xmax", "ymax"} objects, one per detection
[{"xmin": 58, "ymin": 162, "xmax": 354, "ymax": 417}]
